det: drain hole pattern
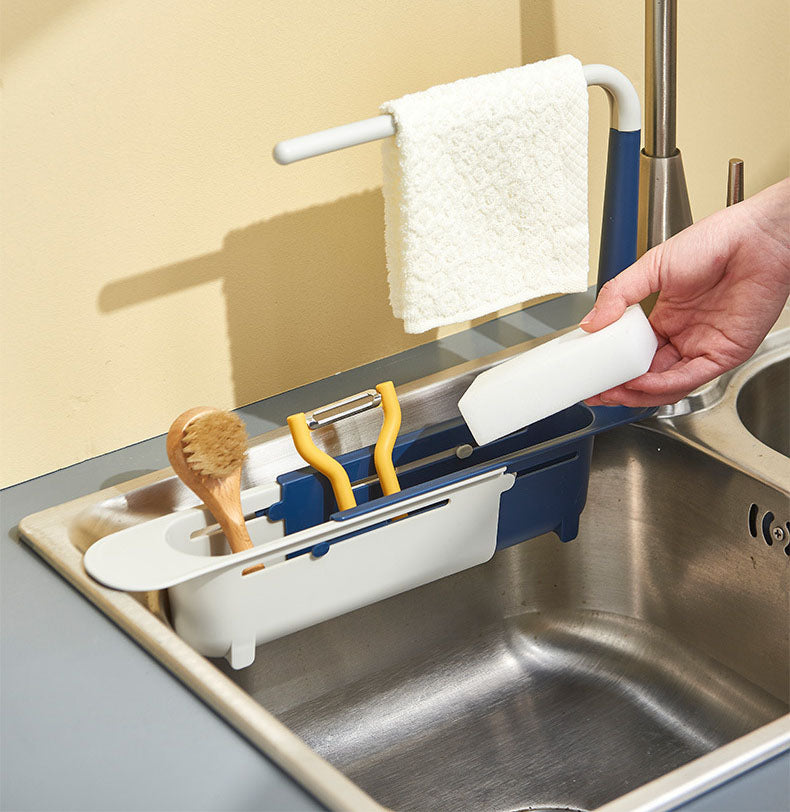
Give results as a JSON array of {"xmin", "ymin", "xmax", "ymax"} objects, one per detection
[
  {"xmin": 748, "ymin": 503, "xmax": 758, "ymax": 538},
  {"xmin": 761, "ymin": 511, "xmax": 775, "ymax": 546},
  {"xmin": 747, "ymin": 503, "xmax": 789, "ymax": 554}
]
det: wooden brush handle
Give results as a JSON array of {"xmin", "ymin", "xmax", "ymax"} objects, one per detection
[
  {"xmin": 166, "ymin": 407, "xmax": 254, "ymax": 554},
  {"xmin": 197, "ymin": 469, "xmax": 263, "ymax": 575},
  {"xmin": 197, "ymin": 468, "xmax": 254, "ymax": 554}
]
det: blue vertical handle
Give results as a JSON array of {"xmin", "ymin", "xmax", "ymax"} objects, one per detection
[{"xmin": 597, "ymin": 128, "xmax": 641, "ymax": 291}]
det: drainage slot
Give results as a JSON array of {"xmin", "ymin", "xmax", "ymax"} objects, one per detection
[
  {"xmin": 284, "ymin": 498, "xmax": 451, "ymax": 561},
  {"xmin": 748, "ymin": 503, "xmax": 758, "ymax": 538},
  {"xmin": 761, "ymin": 511, "xmax": 775, "ymax": 546},
  {"xmin": 513, "ymin": 451, "xmax": 578, "ymax": 479}
]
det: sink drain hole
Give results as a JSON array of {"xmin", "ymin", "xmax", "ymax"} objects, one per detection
[
  {"xmin": 761, "ymin": 511, "xmax": 775, "ymax": 546},
  {"xmin": 748, "ymin": 503, "xmax": 758, "ymax": 538}
]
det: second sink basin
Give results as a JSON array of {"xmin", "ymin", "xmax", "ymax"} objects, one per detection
[{"xmin": 737, "ymin": 355, "xmax": 789, "ymax": 457}]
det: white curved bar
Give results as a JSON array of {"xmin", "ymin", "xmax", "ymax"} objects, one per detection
[
  {"xmin": 581, "ymin": 63, "xmax": 641, "ymax": 132},
  {"xmin": 273, "ymin": 115, "xmax": 395, "ymax": 164},
  {"xmin": 273, "ymin": 62, "xmax": 640, "ymax": 164}
]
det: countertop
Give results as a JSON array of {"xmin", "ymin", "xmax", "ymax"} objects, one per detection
[{"xmin": 1, "ymin": 293, "xmax": 592, "ymax": 812}]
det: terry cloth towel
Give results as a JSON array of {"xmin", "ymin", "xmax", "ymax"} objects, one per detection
[{"xmin": 381, "ymin": 54, "xmax": 589, "ymax": 334}]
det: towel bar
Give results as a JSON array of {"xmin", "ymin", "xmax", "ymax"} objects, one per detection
[
  {"xmin": 272, "ymin": 60, "xmax": 642, "ymax": 289},
  {"xmin": 272, "ymin": 63, "xmax": 640, "ymax": 165}
]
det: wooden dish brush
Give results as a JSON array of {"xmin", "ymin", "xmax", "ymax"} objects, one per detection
[{"xmin": 166, "ymin": 407, "xmax": 263, "ymax": 574}]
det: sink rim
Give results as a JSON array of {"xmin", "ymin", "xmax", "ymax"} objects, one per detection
[{"xmin": 595, "ymin": 714, "xmax": 789, "ymax": 812}]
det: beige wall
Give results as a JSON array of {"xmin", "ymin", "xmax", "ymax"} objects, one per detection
[{"xmin": 2, "ymin": 1, "xmax": 788, "ymax": 487}]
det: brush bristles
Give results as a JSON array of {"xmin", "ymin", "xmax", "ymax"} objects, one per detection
[{"xmin": 182, "ymin": 411, "xmax": 247, "ymax": 478}]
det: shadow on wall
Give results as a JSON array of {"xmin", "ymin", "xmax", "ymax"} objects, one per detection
[
  {"xmin": 519, "ymin": 0, "xmax": 557, "ymax": 65},
  {"xmin": 99, "ymin": 0, "xmax": 562, "ymax": 411},
  {"xmin": 99, "ymin": 189, "xmax": 425, "ymax": 406},
  {"xmin": 1, "ymin": 0, "xmax": 86, "ymax": 64}
]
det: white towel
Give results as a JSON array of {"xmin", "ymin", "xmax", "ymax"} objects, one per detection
[{"xmin": 381, "ymin": 54, "xmax": 589, "ymax": 334}]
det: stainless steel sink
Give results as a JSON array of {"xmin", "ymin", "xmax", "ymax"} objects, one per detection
[
  {"xmin": 19, "ymin": 316, "xmax": 790, "ymax": 812},
  {"xmin": 214, "ymin": 423, "xmax": 788, "ymax": 812}
]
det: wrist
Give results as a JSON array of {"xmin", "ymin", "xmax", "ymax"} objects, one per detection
[{"xmin": 746, "ymin": 177, "xmax": 790, "ymax": 260}]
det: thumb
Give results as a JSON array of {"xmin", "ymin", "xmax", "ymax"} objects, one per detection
[{"xmin": 580, "ymin": 246, "xmax": 662, "ymax": 332}]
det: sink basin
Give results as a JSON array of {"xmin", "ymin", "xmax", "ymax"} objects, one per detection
[
  {"xmin": 737, "ymin": 355, "xmax": 789, "ymax": 457},
  {"xmin": 19, "ymin": 320, "xmax": 790, "ymax": 812},
  {"xmin": 215, "ymin": 423, "xmax": 788, "ymax": 812}
]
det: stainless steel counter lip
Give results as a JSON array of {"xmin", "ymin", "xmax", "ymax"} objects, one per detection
[
  {"xmin": 18, "ymin": 309, "xmax": 789, "ymax": 812},
  {"xmin": 594, "ymin": 715, "xmax": 790, "ymax": 812},
  {"xmin": 653, "ymin": 322, "xmax": 789, "ymax": 494}
]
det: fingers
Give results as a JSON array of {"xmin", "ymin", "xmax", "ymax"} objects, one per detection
[
  {"xmin": 624, "ymin": 355, "xmax": 722, "ymax": 395},
  {"xmin": 584, "ymin": 354, "xmax": 725, "ymax": 407},
  {"xmin": 588, "ymin": 385, "xmax": 689, "ymax": 408},
  {"xmin": 580, "ymin": 247, "xmax": 663, "ymax": 333},
  {"xmin": 640, "ymin": 341, "xmax": 681, "ymax": 375}
]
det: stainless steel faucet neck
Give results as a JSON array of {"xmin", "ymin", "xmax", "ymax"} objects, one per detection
[
  {"xmin": 645, "ymin": 0, "xmax": 677, "ymax": 157},
  {"xmin": 638, "ymin": 0, "xmax": 692, "ymax": 256}
]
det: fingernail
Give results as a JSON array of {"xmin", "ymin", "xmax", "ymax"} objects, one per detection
[{"xmin": 580, "ymin": 307, "xmax": 596, "ymax": 326}]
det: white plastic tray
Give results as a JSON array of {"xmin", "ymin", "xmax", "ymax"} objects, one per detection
[{"xmin": 85, "ymin": 467, "xmax": 514, "ymax": 668}]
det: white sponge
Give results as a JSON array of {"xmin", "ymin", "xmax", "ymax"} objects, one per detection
[{"xmin": 458, "ymin": 305, "xmax": 658, "ymax": 445}]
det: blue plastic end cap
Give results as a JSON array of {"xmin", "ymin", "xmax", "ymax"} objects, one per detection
[{"xmin": 311, "ymin": 541, "xmax": 331, "ymax": 559}]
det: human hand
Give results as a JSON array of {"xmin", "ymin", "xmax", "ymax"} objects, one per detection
[{"xmin": 581, "ymin": 177, "xmax": 790, "ymax": 407}]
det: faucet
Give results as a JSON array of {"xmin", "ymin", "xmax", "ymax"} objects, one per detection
[{"xmin": 638, "ymin": 0, "xmax": 693, "ymax": 255}]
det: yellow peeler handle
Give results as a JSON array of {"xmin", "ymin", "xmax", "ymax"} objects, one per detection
[
  {"xmin": 374, "ymin": 381, "xmax": 401, "ymax": 496},
  {"xmin": 286, "ymin": 413, "xmax": 357, "ymax": 511},
  {"xmin": 287, "ymin": 381, "xmax": 403, "ymax": 512}
]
